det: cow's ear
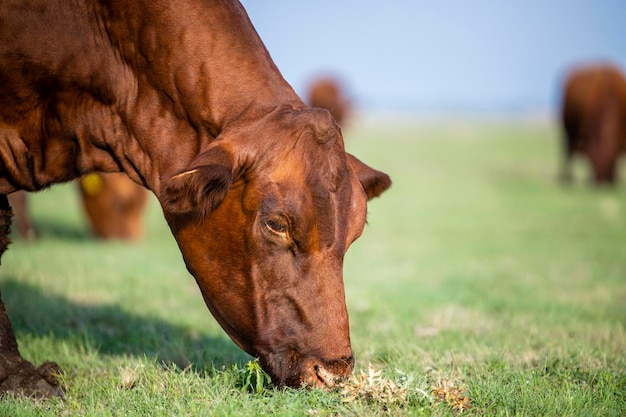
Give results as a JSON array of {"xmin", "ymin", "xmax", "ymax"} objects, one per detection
[
  {"xmin": 161, "ymin": 146, "xmax": 234, "ymax": 216},
  {"xmin": 347, "ymin": 153, "xmax": 391, "ymax": 200}
]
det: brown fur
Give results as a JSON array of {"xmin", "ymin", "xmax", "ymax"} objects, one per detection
[
  {"xmin": 0, "ymin": 196, "xmax": 13, "ymax": 253},
  {"xmin": 0, "ymin": 0, "xmax": 391, "ymax": 395},
  {"xmin": 561, "ymin": 63, "xmax": 626, "ymax": 184}
]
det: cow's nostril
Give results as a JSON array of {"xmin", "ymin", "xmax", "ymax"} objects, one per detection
[
  {"xmin": 314, "ymin": 363, "xmax": 348, "ymax": 389},
  {"xmin": 301, "ymin": 355, "xmax": 354, "ymax": 389}
]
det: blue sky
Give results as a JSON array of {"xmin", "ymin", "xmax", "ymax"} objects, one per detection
[{"xmin": 240, "ymin": 1, "xmax": 626, "ymax": 114}]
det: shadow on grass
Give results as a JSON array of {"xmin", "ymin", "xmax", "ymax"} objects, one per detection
[{"xmin": 1, "ymin": 278, "xmax": 249, "ymax": 373}]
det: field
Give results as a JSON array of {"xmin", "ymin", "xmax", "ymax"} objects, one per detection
[{"xmin": 1, "ymin": 117, "xmax": 625, "ymax": 416}]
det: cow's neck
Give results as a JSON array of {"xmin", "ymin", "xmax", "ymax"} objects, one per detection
[
  {"xmin": 103, "ymin": 0, "xmax": 303, "ymax": 185},
  {"xmin": 0, "ymin": 0, "xmax": 303, "ymax": 195}
]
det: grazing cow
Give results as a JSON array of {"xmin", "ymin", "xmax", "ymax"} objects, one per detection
[
  {"xmin": 307, "ymin": 77, "xmax": 352, "ymax": 126},
  {"xmin": 0, "ymin": 0, "xmax": 391, "ymax": 397},
  {"xmin": 78, "ymin": 173, "xmax": 148, "ymax": 240},
  {"xmin": 560, "ymin": 63, "xmax": 626, "ymax": 184}
]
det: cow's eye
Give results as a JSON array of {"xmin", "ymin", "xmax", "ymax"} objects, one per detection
[{"xmin": 265, "ymin": 217, "xmax": 288, "ymax": 237}]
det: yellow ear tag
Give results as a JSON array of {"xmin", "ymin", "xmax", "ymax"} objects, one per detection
[{"xmin": 81, "ymin": 173, "xmax": 104, "ymax": 196}]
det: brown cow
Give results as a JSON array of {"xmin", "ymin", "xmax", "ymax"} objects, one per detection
[
  {"xmin": 560, "ymin": 63, "xmax": 626, "ymax": 184},
  {"xmin": 0, "ymin": 0, "xmax": 391, "ymax": 397},
  {"xmin": 78, "ymin": 173, "xmax": 148, "ymax": 240},
  {"xmin": 307, "ymin": 77, "xmax": 352, "ymax": 126}
]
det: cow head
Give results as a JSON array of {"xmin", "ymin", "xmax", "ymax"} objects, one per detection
[{"xmin": 159, "ymin": 107, "xmax": 390, "ymax": 388}]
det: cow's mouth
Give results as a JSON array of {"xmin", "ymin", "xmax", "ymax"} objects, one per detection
[
  {"xmin": 258, "ymin": 349, "xmax": 354, "ymax": 389},
  {"xmin": 302, "ymin": 356, "xmax": 354, "ymax": 389},
  {"xmin": 313, "ymin": 364, "xmax": 342, "ymax": 388}
]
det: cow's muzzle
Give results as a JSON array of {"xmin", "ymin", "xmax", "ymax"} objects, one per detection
[{"xmin": 301, "ymin": 355, "xmax": 354, "ymax": 389}]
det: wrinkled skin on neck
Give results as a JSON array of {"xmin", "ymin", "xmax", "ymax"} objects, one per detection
[{"xmin": 162, "ymin": 107, "xmax": 384, "ymax": 387}]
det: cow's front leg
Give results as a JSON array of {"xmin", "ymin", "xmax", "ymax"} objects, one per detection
[{"xmin": 0, "ymin": 194, "xmax": 63, "ymax": 399}]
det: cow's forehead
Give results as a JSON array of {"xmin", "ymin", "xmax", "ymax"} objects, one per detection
[
  {"xmin": 258, "ymin": 142, "xmax": 351, "ymax": 209},
  {"xmin": 276, "ymin": 119, "xmax": 346, "ymax": 188},
  {"xmin": 247, "ymin": 127, "xmax": 352, "ymax": 202},
  {"xmin": 240, "ymin": 107, "xmax": 352, "ymax": 213}
]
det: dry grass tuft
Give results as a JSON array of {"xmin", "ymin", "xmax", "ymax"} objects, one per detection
[
  {"xmin": 119, "ymin": 366, "xmax": 139, "ymax": 390},
  {"xmin": 430, "ymin": 378, "xmax": 471, "ymax": 413},
  {"xmin": 339, "ymin": 364, "xmax": 407, "ymax": 405}
]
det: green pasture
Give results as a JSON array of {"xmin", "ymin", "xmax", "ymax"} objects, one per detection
[{"xmin": 1, "ymin": 117, "xmax": 625, "ymax": 416}]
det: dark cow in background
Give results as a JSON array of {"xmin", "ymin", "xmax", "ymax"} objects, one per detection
[
  {"xmin": 0, "ymin": 0, "xmax": 391, "ymax": 397},
  {"xmin": 560, "ymin": 63, "xmax": 626, "ymax": 184},
  {"xmin": 78, "ymin": 173, "xmax": 148, "ymax": 240},
  {"xmin": 307, "ymin": 76, "xmax": 352, "ymax": 126},
  {"xmin": 9, "ymin": 173, "xmax": 147, "ymax": 241},
  {"xmin": 7, "ymin": 191, "xmax": 35, "ymax": 239}
]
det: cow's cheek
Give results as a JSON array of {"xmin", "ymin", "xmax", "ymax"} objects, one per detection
[
  {"xmin": 165, "ymin": 189, "xmax": 261, "ymax": 355},
  {"xmin": 254, "ymin": 250, "xmax": 349, "ymax": 349}
]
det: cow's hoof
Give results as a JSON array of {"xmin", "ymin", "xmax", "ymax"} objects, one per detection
[{"xmin": 0, "ymin": 358, "xmax": 64, "ymax": 399}]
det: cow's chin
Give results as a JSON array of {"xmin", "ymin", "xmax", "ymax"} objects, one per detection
[{"xmin": 259, "ymin": 350, "xmax": 354, "ymax": 389}]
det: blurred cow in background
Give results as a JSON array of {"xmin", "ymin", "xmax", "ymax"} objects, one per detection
[
  {"xmin": 78, "ymin": 173, "xmax": 148, "ymax": 240},
  {"xmin": 560, "ymin": 63, "xmax": 626, "ymax": 184},
  {"xmin": 9, "ymin": 173, "xmax": 147, "ymax": 241},
  {"xmin": 7, "ymin": 192, "xmax": 35, "ymax": 240},
  {"xmin": 307, "ymin": 76, "xmax": 352, "ymax": 126}
]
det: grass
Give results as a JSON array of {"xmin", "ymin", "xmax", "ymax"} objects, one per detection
[{"xmin": 1, "ymin": 116, "xmax": 625, "ymax": 415}]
